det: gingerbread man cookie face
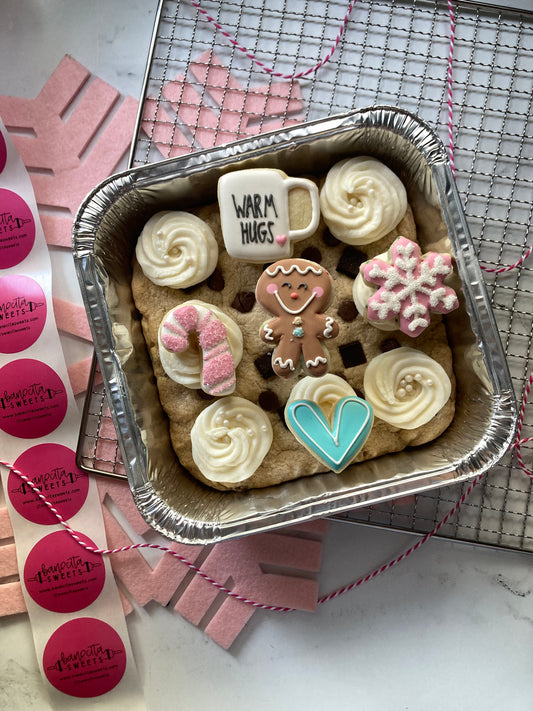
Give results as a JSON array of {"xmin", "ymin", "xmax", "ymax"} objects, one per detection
[{"xmin": 255, "ymin": 258, "xmax": 339, "ymax": 378}]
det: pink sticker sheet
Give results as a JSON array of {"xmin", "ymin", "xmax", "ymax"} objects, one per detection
[
  {"xmin": 0, "ymin": 117, "xmax": 144, "ymax": 710},
  {"xmin": 0, "ymin": 131, "xmax": 6, "ymax": 174},
  {"xmin": 0, "ymin": 53, "xmax": 327, "ymax": 660},
  {"xmin": 10, "ymin": 443, "xmax": 89, "ymax": 525},
  {"xmin": 24, "ymin": 530, "xmax": 105, "ymax": 613},
  {"xmin": 0, "ymin": 359, "xmax": 68, "ymax": 439},
  {"xmin": 0, "ymin": 274, "xmax": 46, "ymax": 353},
  {"xmin": 43, "ymin": 618, "xmax": 127, "ymax": 698},
  {"xmin": 0, "ymin": 188, "xmax": 36, "ymax": 269}
]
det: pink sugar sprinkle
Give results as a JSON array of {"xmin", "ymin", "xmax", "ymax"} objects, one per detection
[
  {"xmin": 209, "ymin": 376, "xmax": 237, "ymax": 395},
  {"xmin": 203, "ymin": 342, "xmax": 231, "ymax": 361},
  {"xmin": 174, "ymin": 305, "xmax": 199, "ymax": 330},
  {"xmin": 161, "ymin": 333, "xmax": 188, "ymax": 352},
  {"xmin": 199, "ymin": 319, "xmax": 228, "ymax": 349},
  {"xmin": 203, "ymin": 352, "xmax": 235, "ymax": 386}
]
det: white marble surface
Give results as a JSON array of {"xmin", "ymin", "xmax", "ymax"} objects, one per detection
[{"xmin": 2, "ymin": 1, "xmax": 533, "ymax": 710}]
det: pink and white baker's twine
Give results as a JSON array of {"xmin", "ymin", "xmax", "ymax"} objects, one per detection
[
  {"xmin": 4, "ymin": 3, "xmax": 532, "ymax": 615},
  {"xmin": 1, "ymin": 460, "xmax": 294, "ymax": 613},
  {"xmin": 444, "ymin": 1, "xmax": 532, "ymax": 275},
  {"xmin": 190, "ymin": 0, "xmax": 531, "ymax": 276},
  {"xmin": 0, "ymin": 459, "xmax": 488, "ymax": 612},
  {"xmin": 446, "ymin": 1, "xmax": 456, "ymax": 177},
  {"xmin": 189, "ymin": 0, "xmax": 357, "ymax": 80},
  {"xmin": 514, "ymin": 370, "xmax": 533, "ymax": 478}
]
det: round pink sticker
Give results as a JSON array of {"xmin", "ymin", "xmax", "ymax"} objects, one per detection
[
  {"xmin": 0, "ymin": 132, "xmax": 6, "ymax": 174},
  {"xmin": 0, "ymin": 274, "xmax": 46, "ymax": 353},
  {"xmin": 43, "ymin": 618, "xmax": 127, "ymax": 698},
  {"xmin": 0, "ymin": 359, "xmax": 68, "ymax": 439},
  {"xmin": 9, "ymin": 443, "xmax": 89, "ymax": 525},
  {"xmin": 0, "ymin": 189, "xmax": 36, "ymax": 269},
  {"xmin": 24, "ymin": 530, "xmax": 105, "ymax": 613}
]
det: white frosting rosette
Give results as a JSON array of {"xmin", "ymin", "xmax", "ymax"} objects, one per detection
[
  {"xmin": 191, "ymin": 396, "xmax": 273, "ymax": 486},
  {"xmin": 319, "ymin": 156, "xmax": 407, "ymax": 245},
  {"xmin": 287, "ymin": 373, "xmax": 356, "ymax": 426},
  {"xmin": 363, "ymin": 347, "xmax": 451, "ymax": 429},
  {"xmin": 158, "ymin": 300, "xmax": 243, "ymax": 390},
  {"xmin": 136, "ymin": 211, "xmax": 218, "ymax": 288},
  {"xmin": 353, "ymin": 250, "xmax": 398, "ymax": 331}
]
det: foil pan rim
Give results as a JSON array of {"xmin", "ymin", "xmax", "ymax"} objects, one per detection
[{"xmin": 73, "ymin": 105, "xmax": 518, "ymax": 544}]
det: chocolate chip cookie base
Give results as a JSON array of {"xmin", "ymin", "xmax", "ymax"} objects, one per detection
[{"xmin": 131, "ymin": 198, "xmax": 456, "ymax": 491}]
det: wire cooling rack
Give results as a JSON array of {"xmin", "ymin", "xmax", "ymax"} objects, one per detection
[{"xmin": 78, "ymin": 0, "xmax": 533, "ymax": 552}]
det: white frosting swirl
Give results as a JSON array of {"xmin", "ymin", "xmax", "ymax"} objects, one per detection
[
  {"xmin": 287, "ymin": 374, "xmax": 355, "ymax": 426},
  {"xmin": 363, "ymin": 347, "xmax": 451, "ymax": 429},
  {"xmin": 158, "ymin": 300, "xmax": 243, "ymax": 389},
  {"xmin": 136, "ymin": 211, "xmax": 218, "ymax": 288},
  {"xmin": 191, "ymin": 397, "xmax": 273, "ymax": 485},
  {"xmin": 319, "ymin": 156, "xmax": 407, "ymax": 245},
  {"xmin": 353, "ymin": 251, "xmax": 397, "ymax": 331}
]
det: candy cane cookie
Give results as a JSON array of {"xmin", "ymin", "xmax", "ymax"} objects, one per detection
[{"xmin": 159, "ymin": 300, "xmax": 243, "ymax": 396}]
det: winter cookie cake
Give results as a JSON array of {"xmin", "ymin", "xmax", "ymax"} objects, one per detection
[{"xmin": 131, "ymin": 156, "xmax": 459, "ymax": 491}]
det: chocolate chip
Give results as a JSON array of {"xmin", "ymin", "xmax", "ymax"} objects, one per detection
[
  {"xmin": 339, "ymin": 340, "xmax": 367, "ymax": 368},
  {"xmin": 182, "ymin": 283, "xmax": 201, "ymax": 294},
  {"xmin": 278, "ymin": 407, "xmax": 289, "ymax": 428},
  {"xmin": 231, "ymin": 290, "xmax": 256, "ymax": 313},
  {"xmin": 197, "ymin": 390, "xmax": 215, "ymax": 401},
  {"xmin": 258, "ymin": 390, "xmax": 280, "ymax": 412},
  {"xmin": 301, "ymin": 246, "xmax": 322, "ymax": 263},
  {"xmin": 337, "ymin": 299, "xmax": 358, "ymax": 322},
  {"xmin": 336, "ymin": 246, "xmax": 367, "ymax": 279},
  {"xmin": 207, "ymin": 267, "xmax": 225, "ymax": 291},
  {"xmin": 254, "ymin": 351, "xmax": 275, "ymax": 379},
  {"xmin": 322, "ymin": 229, "xmax": 340, "ymax": 247},
  {"xmin": 380, "ymin": 337, "xmax": 401, "ymax": 353}
]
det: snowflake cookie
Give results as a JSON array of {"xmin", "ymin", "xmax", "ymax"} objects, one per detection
[{"xmin": 360, "ymin": 236, "xmax": 459, "ymax": 337}]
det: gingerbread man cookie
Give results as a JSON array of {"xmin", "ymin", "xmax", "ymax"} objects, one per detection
[{"xmin": 255, "ymin": 258, "xmax": 339, "ymax": 377}]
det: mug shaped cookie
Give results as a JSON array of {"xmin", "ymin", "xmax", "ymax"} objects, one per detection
[
  {"xmin": 218, "ymin": 169, "xmax": 320, "ymax": 263},
  {"xmin": 256, "ymin": 258, "xmax": 339, "ymax": 377}
]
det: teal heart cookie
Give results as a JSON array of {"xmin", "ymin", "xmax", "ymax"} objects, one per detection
[{"xmin": 285, "ymin": 396, "xmax": 374, "ymax": 473}]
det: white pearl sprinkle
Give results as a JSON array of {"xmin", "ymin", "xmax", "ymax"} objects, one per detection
[
  {"xmin": 247, "ymin": 428, "xmax": 254, "ymax": 437},
  {"xmin": 405, "ymin": 374, "xmax": 413, "ymax": 383},
  {"xmin": 405, "ymin": 384, "xmax": 413, "ymax": 393},
  {"xmin": 236, "ymin": 414, "xmax": 243, "ymax": 421},
  {"xmin": 414, "ymin": 373, "xmax": 423, "ymax": 382},
  {"xmin": 223, "ymin": 419, "xmax": 230, "ymax": 427},
  {"xmin": 397, "ymin": 388, "xmax": 406, "ymax": 398}
]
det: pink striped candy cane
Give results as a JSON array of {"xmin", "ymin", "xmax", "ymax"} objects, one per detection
[{"xmin": 160, "ymin": 302, "xmax": 238, "ymax": 396}]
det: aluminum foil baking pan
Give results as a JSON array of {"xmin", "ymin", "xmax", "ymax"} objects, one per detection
[{"xmin": 73, "ymin": 107, "xmax": 517, "ymax": 544}]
